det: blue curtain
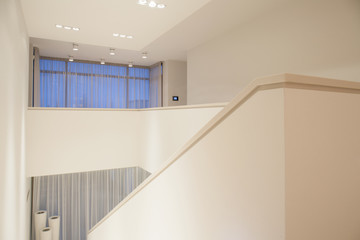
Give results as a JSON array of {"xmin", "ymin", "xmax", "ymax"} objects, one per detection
[
  {"xmin": 39, "ymin": 59, "xmax": 151, "ymax": 108},
  {"xmin": 40, "ymin": 59, "xmax": 66, "ymax": 107}
]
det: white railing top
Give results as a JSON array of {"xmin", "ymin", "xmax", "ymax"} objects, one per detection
[{"xmin": 28, "ymin": 102, "xmax": 227, "ymax": 112}]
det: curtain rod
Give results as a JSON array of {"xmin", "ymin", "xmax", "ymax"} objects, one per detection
[
  {"xmin": 40, "ymin": 56, "xmax": 151, "ymax": 69},
  {"xmin": 40, "ymin": 70, "xmax": 149, "ymax": 80}
]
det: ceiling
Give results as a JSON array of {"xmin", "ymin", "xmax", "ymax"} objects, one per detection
[
  {"xmin": 30, "ymin": 37, "xmax": 157, "ymax": 66},
  {"xmin": 21, "ymin": 0, "xmax": 288, "ymax": 66}
]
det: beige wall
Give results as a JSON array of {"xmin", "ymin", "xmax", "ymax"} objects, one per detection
[
  {"xmin": 27, "ymin": 106, "xmax": 223, "ymax": 176},
  {"xmin": 284, "ymin": 88, "xmax": 360, "ymax": 240},
  {"xmin": 187, "ymin": 0, "xmax": 360, "ymax": 104},
  {"xmin": 163, "ymin": 60, "xmax": 187, "ymax": 106},
  {"xmin": 138, "ymin": 107, "xmax": 222, "ymax": 172},
  {"xmin": 88, "ymin": 89, "xmax": 286, "ymax": 240},
  {"xmin": 0, "ymin": 0, "xmax": 29, "ymax": 239},
  {"xmin": 27, "ymin": 110, "xmax": 142, "ymax": 176}
]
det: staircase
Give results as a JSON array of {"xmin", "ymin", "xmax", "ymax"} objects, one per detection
[{"xmin": 88, "ymin": 74, "xmax": 360, "ymax": 240}]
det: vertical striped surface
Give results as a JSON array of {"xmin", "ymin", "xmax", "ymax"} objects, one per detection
[{"xmin": 32, "ymin": 167, "xmax": 151, "ymax": 240}]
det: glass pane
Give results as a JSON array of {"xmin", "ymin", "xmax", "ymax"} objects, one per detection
[{"xmin": 39, "ymin": 59, "xmax": 150, "ymax": 109}]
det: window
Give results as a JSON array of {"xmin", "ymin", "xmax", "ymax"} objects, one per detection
[{"xmin": 39, "ymin": 58, "xmax": 150, "ymax": 108}]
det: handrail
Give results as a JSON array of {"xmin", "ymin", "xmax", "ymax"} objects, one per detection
[
  {"xmin": 88, "ymin": 73, "xmax": 360, "ymax": 234},
  {"xmin": 27, "ymin": 102, "xmax": 227, "ymax": 112}
]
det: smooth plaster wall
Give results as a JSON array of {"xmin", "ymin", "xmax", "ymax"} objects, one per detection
[
  {"xmin": 0, "ymin": 0, "xmax": 29, "ymax": 239},
  {"xmin": 284, "ymin": 88, "xmax": 360, "ymax": 240},
  {"xmin": 163, "ymin": 60, "xmax": 187, "ymax": 106},
  {"xmin": 27, "ymin": 110, "xmax": 142, "ymax": 176},
  {"xmin": 88, "ymin": 89, "xmax": 286, "ymax": 240},
  {"xmin": 139, "ymin": 107, "xmax": 221, "ymax": 172},
  {"xmin": 27, "ymin": 106, "xmax": 223, "ymax": 176},
  {"xmin": 187, "ymin": 0, "xmax": 360, "ymax": 104}
]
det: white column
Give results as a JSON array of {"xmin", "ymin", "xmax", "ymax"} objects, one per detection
[{"xmin": 0, "ymin": 0, "xmax": 29, "ymax": 240}]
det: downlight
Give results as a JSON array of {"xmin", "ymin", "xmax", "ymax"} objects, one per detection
[
  {"xmin": 73, "ymin": 43, "xmax": 79, "ymax": 51},
  {"xmin": 138, "ymin": 0, "xmax": 148, "ymax": 5},
  {"xmin": 55, "ymin": 24, "xmax": 80, "ymax": 31},
  {"xmin": 148, "ymin": 1, "xmax": 157, "ymax": 7},
  {"xmin": 137, "ymin": 0, "xmax": 166, "ymax": 9}
]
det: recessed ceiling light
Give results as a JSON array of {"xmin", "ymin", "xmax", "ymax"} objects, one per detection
[
  {"xmin": 100, "ymin": 59, "xmax": 105, "ymax": 65},
  {"xmin": 69, "ymin": 56, "xmax": 74, "ymax": 62},
  {"xmin": 142, "ymin": 52, "xmax": 148, "ymax": 59},
  {"xmin": 55, "ymin": 24, "xmax": 80, "ymax": 31},
  {"xmin": 126, "ymin": 35, "xmax": 133, "ymax": 39},
  {"xmin": 73, "ymin": 43, "xmax": 79, "ymax": 51},
  {"xmin": 148, "ymin": 1, "xmax": 157, "ymax": 7},
  {"xmin": 138, "ymin": 1, "xmax": 166, "ymax": 9},
  {"xmin": 138, "ymin": 0, "xmax": 148, "ymax": 5},
  {"xmin": 119, "ymin": 34, "xmax": 126, "ymax": 38},
  {"xmin": 128, "ymin": 62, "xmax": 133, "ymax": 68},
  {"xmin": 109, "ymin": 48, "xmax": 115, "ymax": 56},
  {"xmin": 113, "ymin": 33, "xmax": 119, "ymax": 37}
]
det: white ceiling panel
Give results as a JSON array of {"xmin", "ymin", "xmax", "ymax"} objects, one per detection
[
  {"xmin": 23, "ymin": 0, "xmax": 289, "ymax": 65},
  {"xmin": 21, "ymin": 0, "xmax": 211, "ymax": 51}
]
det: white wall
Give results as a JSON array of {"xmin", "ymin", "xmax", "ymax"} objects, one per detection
[
  {"xmin": 163, "ymin": 60, "xmax": 187, "ymax": 106},
  {"xmin": 88, "ymin": 89, "xmax": 286, "ymax": 240},
  {"xmin": 27, "ymin": 110, "xmax": 142, "ymax": 176},
  {"xmin": 284, "ymin": 88, "xmax": 360, "ymax": 240},
  {"xmin": 187, "ymin": 0, "xmax": 360, "ymax": 104},
  {"xmin": 139, "ymin": 107, "xmax": 221, "ymax": 172},
  {"xmin": 0, "ymin": 0, "xmax": 29, "ymax": 239},
  {"xmin": 27, "ymin": 106, "xmax": 223, "ymax": 176}
]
